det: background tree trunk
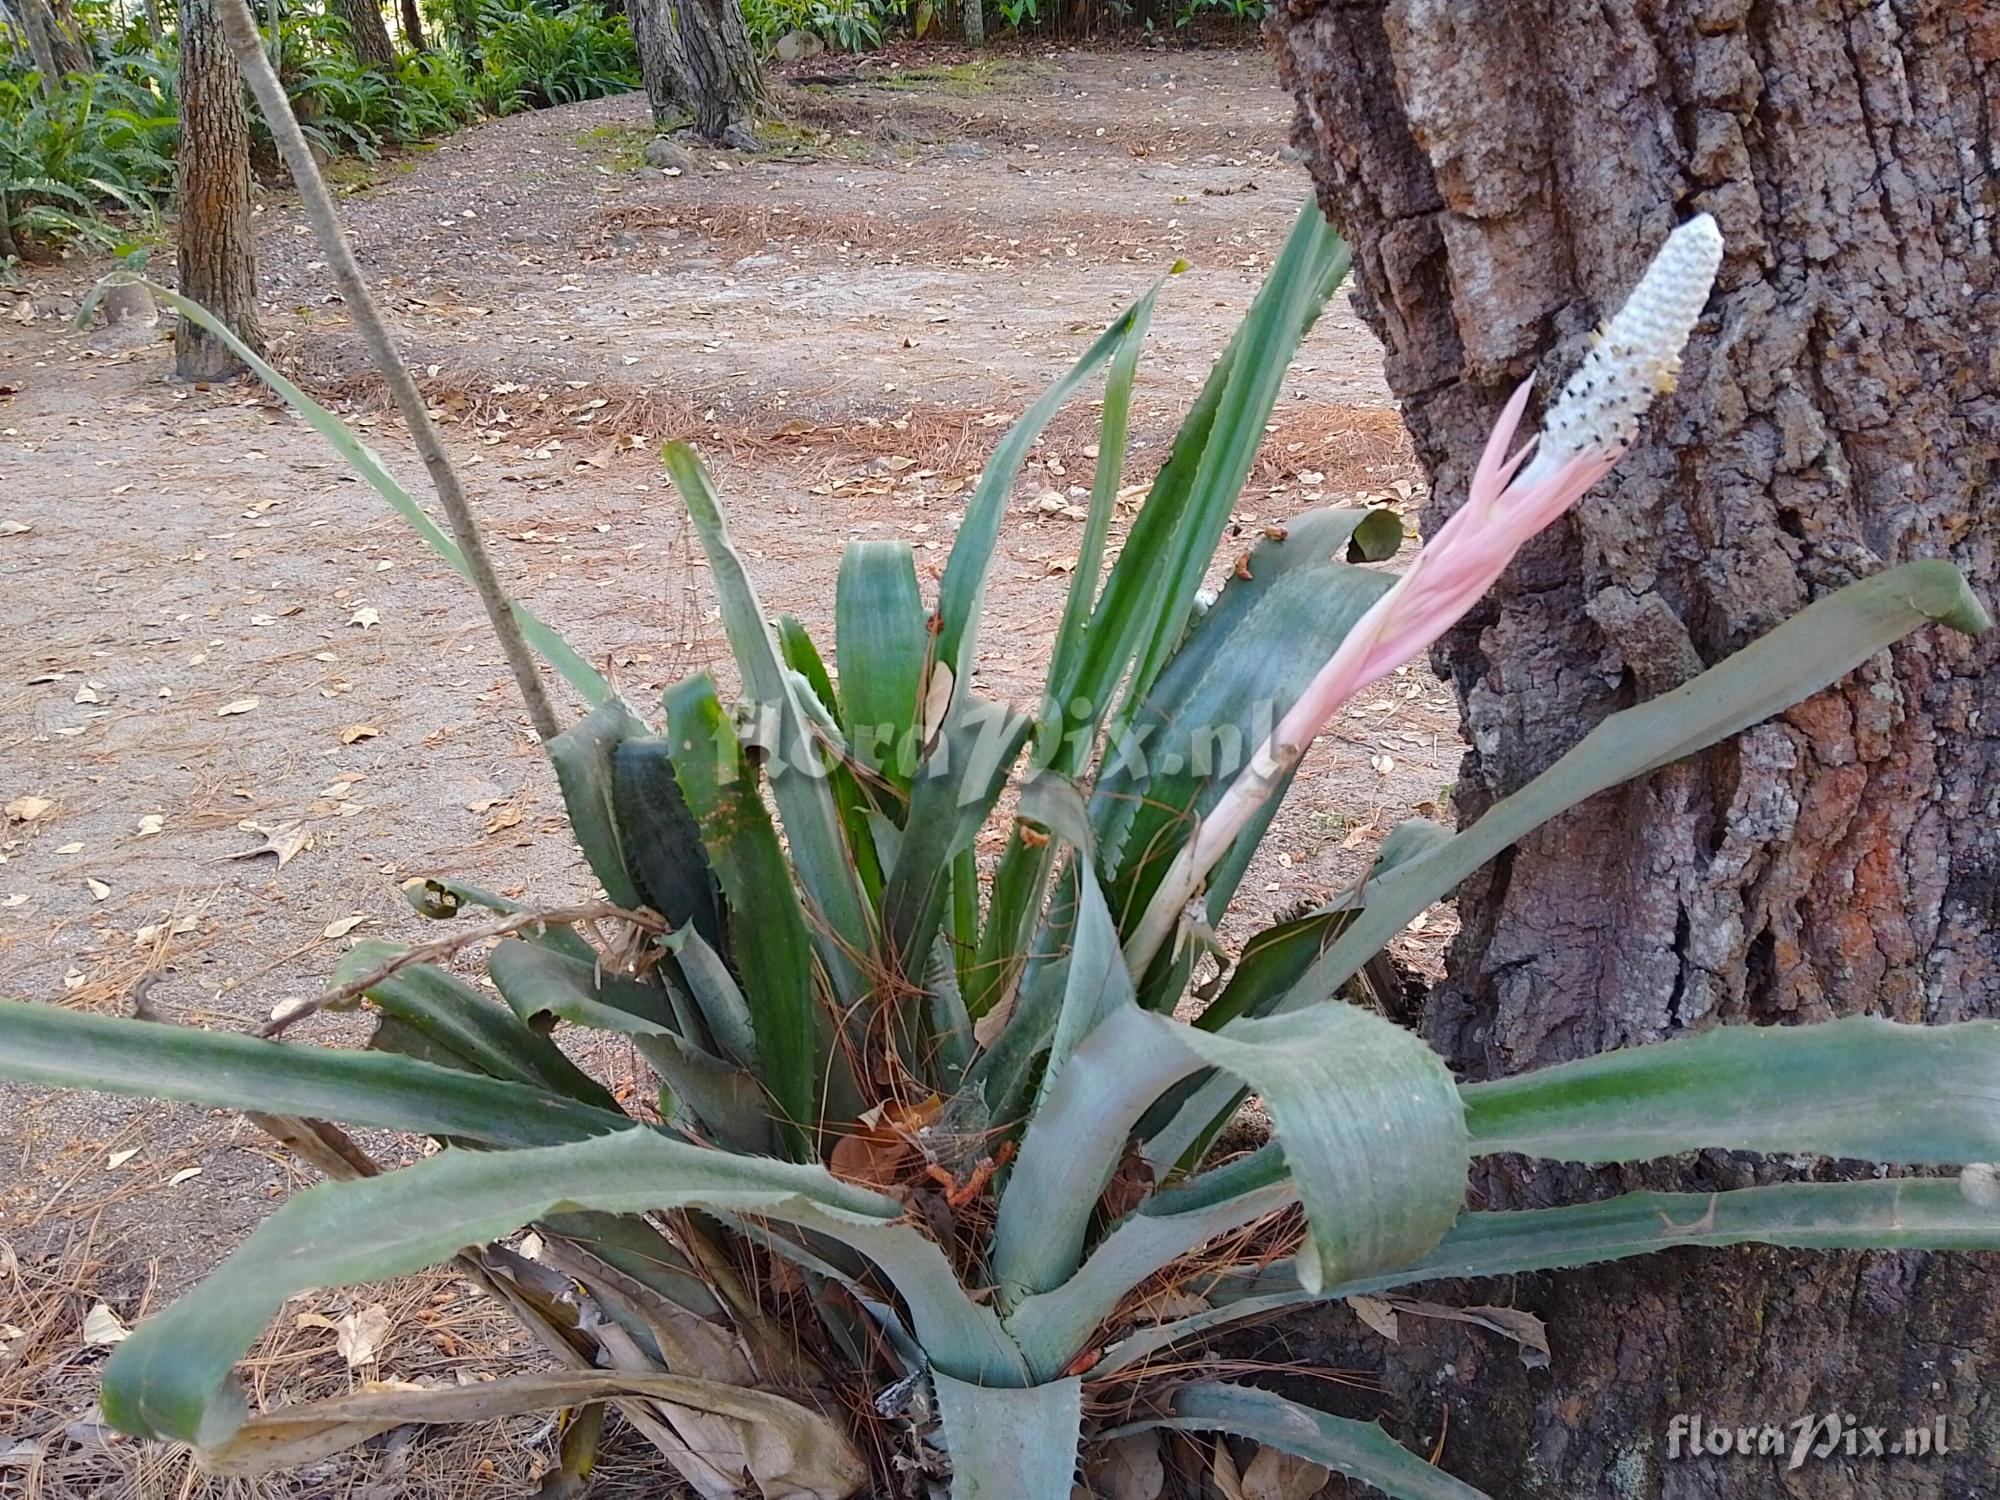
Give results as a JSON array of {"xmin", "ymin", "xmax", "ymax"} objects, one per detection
[
  {"xmin": 0, "ymin": 186, "xmax": 20, "ymax": 263},
  {"xmin": 664, "ymin": 0, "xmax": 762, "ymax": 143},
  {"xmin": 1268, "ymin": 1, "xmax": 1999, "ymax": 1495},
  {"xmin": 330, "ymin": 0, "xmax": 394, "ymax": 67},
  {"xmin": 10, "ymin": 0, "xmax": 88, "ymax": 89},
  {"xmin": 629, "ymin": 0, "xmax": 684, "ymax": 126},
  {"xmin": 449, "ymin": 0, "xmax": 478, "ymax": 59},
  {"xmin": 174, "ymin": 0, "xmax": 263, "ymax": 383},
  {"xmin": 397, "ymin": 0, "xmax": 425, "ymax": 50},
  {"xmin": 963, "ymin": 0, "xmax": 982, "ymax": 47}
]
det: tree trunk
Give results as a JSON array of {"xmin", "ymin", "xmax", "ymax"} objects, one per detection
[
  {"xmin": 49, "ymin": 0, "xmax": 86, "ymax": 58},
  {"xmin": 174, "ymin": 0, "xmax": 263, "ymax": 383},
  {"xmin": 663, "ymin": 0, "xmax": 763, "ymax": 143},
  {"xmin": 330, "ymin": 0, "xmax": 395, "ymax": 68},
  {"xmin": 629, "ymin": 0, "xmax": 683, "ymax": 127},
  {"xmin": 449, "ymin": 0, "xmax": 478, "ymax": 59},
  {"xmin": 143, "ymin": 0, "xmax": 160, "ymax": 40},
  {"xmin": 11, "ymin": 0, "xmax": 87, "ymax": 89},
  {"xmin": 1268, "ymin": 2, "xmax": 1999, "ymax": 1496},
  {"xmin": 0, "ymin": 186, "xmax": 20, "ymax": 264},
  {"xmin": 397, "ymin": 0, "xmax": 425, "ymax": 49},
  {"xmin": 963, "ymin": 0, "xmax": 982, "ymax": 47}
]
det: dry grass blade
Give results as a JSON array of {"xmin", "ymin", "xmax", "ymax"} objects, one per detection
[{"xmin": 258, "ymin": 901, "xmax": 663, "ymax": 1037}]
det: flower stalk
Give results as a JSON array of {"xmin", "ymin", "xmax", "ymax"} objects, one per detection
[{"xmin": 1124, "ymin": 214, "xmax": 1726, "ymax": 976}]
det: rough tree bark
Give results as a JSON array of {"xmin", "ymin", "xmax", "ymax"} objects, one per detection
[
  {"xmin": 397, "ymin": 0, "xmax": 425, "ymax": 51},
  {"xmin": 1268, "ymin": 2, "xmax": 1998, "ymax": 1496},
  {"xmin": 660, "ymin": 0, "xmax": 763, "ymax": 143},
  {"xmin": 963, "ymin": 0, "xmax": 983, "ymax": 47},
  {"xmin": 174, "ymin": 0, "xmax": 263, "ymax": 382},
  {"xmin": 9, "ymin": 0, "xmax": 88, "ymax": 89},
  {"xmin": 628, "ymin": 0, "xmax": 684, "ymax": 127},
  {"xmin": 329, "ymin": 0, "xmax": 395, "ymax": 68}
]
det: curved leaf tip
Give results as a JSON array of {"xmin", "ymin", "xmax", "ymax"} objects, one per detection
[{"xmin": 1902, "ymin": 557, "xmax": 1991, "ymax": 635}]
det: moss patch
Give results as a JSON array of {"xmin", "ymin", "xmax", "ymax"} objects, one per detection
[
  {"xmin": 799, "ymin": 56, "xmax": 1038, "ymax": 95},
  {"xmin": 577, "ymin": 122, "xmax": 656, "ymax": 170}
]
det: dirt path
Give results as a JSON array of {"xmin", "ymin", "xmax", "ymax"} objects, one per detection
[{"xmin": 0, "ymin": 46, "xmax": 1456, "ymax": 1493}]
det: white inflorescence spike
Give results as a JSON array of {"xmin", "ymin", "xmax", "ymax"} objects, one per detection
[{"xmin": 1525, "ymin": 213, "xmax": 1724, "ymax": 479}]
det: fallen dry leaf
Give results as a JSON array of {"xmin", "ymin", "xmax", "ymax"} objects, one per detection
[
  {"xmin": 228, "ymin": 820, "xmax": 313, "ymax": 867},
  {"xmin": 971, "ymin": 982, "xmax": 1016, "ymax": 1049},
  {"xmin": 1210, "ymin": 1437, "xmax": 1244, "ymax": 1500},
  {"xmin": 85, "ymin": 877, "xmax": 110, "ymax": 901},
  {"xmin": 919, "ymin": 662, "xmax": 953, "ymax": 747},
  {"xmin": 484, "ymin": 804, "xmax": 523, "ymax": 835},
  {"xmin": 349, "ymin": 606, "xmax": 380, "ymax": 629},
  {"xmin": 106, "ymin": 1148, "xmax": 139, "ymax": 1170},
  {"xmin": 1097, "ymin": 1431, "xmax": 1165, "ymax": 1500},
  {"xmin": 1379, "ymin": 1296, "xmax": 1550, "ymax": 1369},
  {"xmin": 5, "ymin": 795, "xmax": 53, "ymax": 823},
  {"xmin": 1241, "ymin": 1444, "xmax": 1330, "ymax": 1500},
  {"xmin": 82, "ymin": 1303, "xmax": 131, "ymax": 1346},
  {"xmin": 335, "ymin": 1304, "xmax": 392, "ymax": 1369},
  {"xmin": 1349, "ymin": 1293, "xmax": 1400, "ymax": 1342},
  {"xmin": 217, "ymin": 698, "xmax": 261, "ymax": 717},
  {"xmin": 1130, "ymin": 1286, "xmax": 1209, "ymax": 1324},
  {"xmin": 340, "ymin": 724, "xmax": 379, "ymax": 744},
  {"xmin": 135, "ymin": 913, "xmax": 200, "ymax": 946},
  {"xmin": 136, "ymin": 813, "xmax": 165, "ymax": 837},
  {"xmin": 166, "ymin": 1166, "xmax": 203, "ymax": 1187},
  {"xmin": 322, "ymin": 914, "xmax": 367, "ymax": 940}
]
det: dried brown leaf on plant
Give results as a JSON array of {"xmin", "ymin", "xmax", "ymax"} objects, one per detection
[
  {"xmin": 205, "ymin": 1368, "xmax": 869, "ymax": 1497},
  {"xmin": 829, "ymin": 1096, "xmax": 942, "ymax": 1191},
  {"xmin": 1099, "ymin": 1149, "xmax": 1155, "ymax": 1222}
]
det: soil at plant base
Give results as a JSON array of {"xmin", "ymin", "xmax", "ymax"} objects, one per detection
[{"xmin": 0, "ymin": 45, "xmax": 1460, "ymax": 1494}]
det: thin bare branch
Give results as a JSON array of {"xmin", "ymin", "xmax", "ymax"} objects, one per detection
[{"xmin": 212, "ymin": 0, "xmax": 563, "ymax": 741}]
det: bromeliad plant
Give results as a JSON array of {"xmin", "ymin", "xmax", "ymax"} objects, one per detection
[{"xmin": 12, "ymin": 204, "xmax": 2000, "ymax": 1499}]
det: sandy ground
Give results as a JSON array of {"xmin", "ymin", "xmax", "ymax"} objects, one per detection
[{"xmin": 0, "ymin": 45, "xmax": 1457, "ymax": 1494}]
